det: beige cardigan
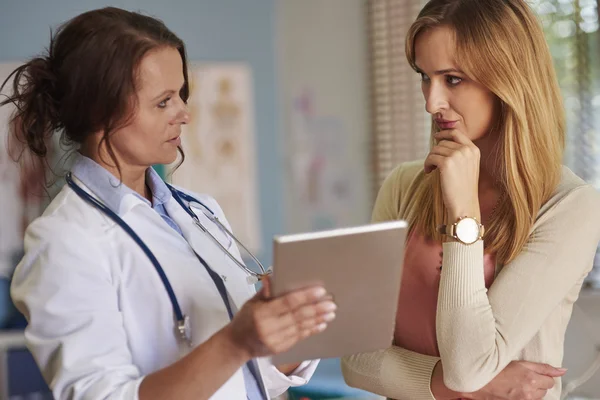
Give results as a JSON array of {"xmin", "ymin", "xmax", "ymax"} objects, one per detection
[{"xmin": 341, "ymin": 160, "xmax": 600, "ymax": 400}]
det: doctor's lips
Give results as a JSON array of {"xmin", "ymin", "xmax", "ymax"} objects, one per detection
[
  {"xmin": 167, "ymin": 134, "xmax": 181, "ymax": 145},
  {"xmin": 435, "ymin": 119, "xmax": 458, "ymax": 130}
]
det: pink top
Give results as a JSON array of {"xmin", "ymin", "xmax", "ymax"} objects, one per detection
[{"xmin": 394, "ymin": 229, "xmax": 496, "ymax": 364}]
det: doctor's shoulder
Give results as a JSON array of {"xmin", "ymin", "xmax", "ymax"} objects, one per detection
[
  {"xmin": 11, "ymin": 185, "xmax": 117, "ymax": 315},
  {"xmin": 372, "ymin": 160, "xmax": 426, "ymax": 223},
  {"xmin": 17, "ymin": 184, "xmax": 115, "ymax": 273},
  {"xmin": 34, "ymin": 183, "xmax": 117, "ymax": 236}
]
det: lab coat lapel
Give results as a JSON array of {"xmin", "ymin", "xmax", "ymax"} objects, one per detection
[
  {"xmin": 164, "ymin": 197, "xmax": 255, "ymax": 312},
  {"xmin": 165, "ymin": 198, "xmax": 269, "ymax": 399}
]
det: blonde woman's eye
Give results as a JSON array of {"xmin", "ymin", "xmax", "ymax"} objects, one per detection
[
  {"xmin": 447, "ymin": 75, "xmax": 462, "ymax": 86},
  {"xmin": 420, "ymin": 73, "xmax": 431, "ymax": 83}
]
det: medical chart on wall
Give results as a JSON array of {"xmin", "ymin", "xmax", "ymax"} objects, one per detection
[
  {"xmin": 168, "ymin": 63, "xmax": 261, "ymax": 253},
  {"xmin": 285, "ymin": 89, "xmax": 359, "ymax": 233}
]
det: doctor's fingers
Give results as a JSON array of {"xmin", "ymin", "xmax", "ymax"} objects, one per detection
[
  {"xmin": 258, "ymin": 297, "xmax": 336, "ymax": 328},
  {"xmin": 266, "ymin": 320, "xmax": 330, "ymax": 354},
  {"xmin": 266, "ymin": 286, "xmax": 331, "ymax": 316},
  {"xmin": 248, "ymin": 305, "xmax": 334, "ymax": 355},
  {"xmin": 257, "ymin": 300, "xmax": 336, "ymax": 336},
  {"xmin": 278, "ymin": 313, "xmax": 334, "ymax": 340}
]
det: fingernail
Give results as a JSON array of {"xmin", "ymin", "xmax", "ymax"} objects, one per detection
[
  {"xmin": 323, "ymin": 312, "xmax": 336, "ymax": 322},
  {"xmin": 313, "ymin": 287, "xmax": 327, "ymax": 297},
  {"xmin": 323, "ymin": 301, "xmax": 337, "ymax": 312},
  {"xmin": 316, "ymin": 323, "xmax": 327, "ymax": 332},
  {"xmin": 323, "ymin": 293, "xmax": 335, "ymax": 301},
  {"xmin": 558, "ymin": 368, "xmax": 567, "ymax": 372}
]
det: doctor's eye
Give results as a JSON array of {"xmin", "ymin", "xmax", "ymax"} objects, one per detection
[{"xmin": 158, "ymin": 97, "xmax": 172, "ymax": 109}]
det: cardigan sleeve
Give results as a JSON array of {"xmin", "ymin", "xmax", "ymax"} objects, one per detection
[{"xmin": 436, "ymin": 184, "xmax": 600, "ymax": 392}]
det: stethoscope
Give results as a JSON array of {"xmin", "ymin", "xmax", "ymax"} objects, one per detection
[
  {"xmin": 168, "ymin": 187, "xmax": 270, "ymax": 284},
  {"xmin": 64, "ymin": 172, "xmax": 270, "ymax": 347}
]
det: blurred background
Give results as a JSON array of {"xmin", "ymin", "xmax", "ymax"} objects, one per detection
[{"xmin": 0, "ymin": 0, "xmax": 599, "ymax": 399}]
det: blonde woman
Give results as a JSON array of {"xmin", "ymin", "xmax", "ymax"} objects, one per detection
[{"xmin": 342, "ymin": 1, "xmax": 600, "ymax": 399}]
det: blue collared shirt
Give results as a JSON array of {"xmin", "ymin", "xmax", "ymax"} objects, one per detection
[
  {"xmin": 71, "ymin": 154, "xmax": 183, "ymax": 236},
  {"xmin": 70, "ymin": 154, "xmax": 265, "ymax": 400}
]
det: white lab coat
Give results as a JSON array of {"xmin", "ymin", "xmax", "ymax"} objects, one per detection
[{"xmin": 10, "ymin": 177, "xmax": 318, "ymax": 399}]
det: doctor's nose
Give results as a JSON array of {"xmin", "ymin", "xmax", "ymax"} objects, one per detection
[{"xmin": 176, "ymin": 102, "xmax": 190, "ymax": 125}]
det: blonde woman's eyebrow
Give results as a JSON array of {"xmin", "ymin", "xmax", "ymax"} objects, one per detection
[{"xmin": 414, "ymin": 65, "xmax": 464, "ymax": 75}]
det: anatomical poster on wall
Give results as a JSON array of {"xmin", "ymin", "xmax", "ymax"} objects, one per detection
[
  {"xmin": 285, "ymin": 89, "xmax": 359, "ymax": 233},
  {"xmin": 168, "ymin": 63, "xmax": 261, "ymax": 253}
]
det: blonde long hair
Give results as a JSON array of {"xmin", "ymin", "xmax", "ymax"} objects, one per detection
[{"xmin": 404, "ymin": 0, "xmax": 565, "ymax": 265}]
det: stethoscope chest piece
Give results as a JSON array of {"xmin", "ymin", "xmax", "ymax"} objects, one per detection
[{"xmin": 177, "ymin": 315, "xmax": 192, "ymax": 348}]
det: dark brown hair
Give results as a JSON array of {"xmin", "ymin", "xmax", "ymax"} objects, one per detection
[{"xmin": 0, "ymin": 7, "xmax": 189, "ymax": 176}]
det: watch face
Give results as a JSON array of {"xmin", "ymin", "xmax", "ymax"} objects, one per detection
[{"xmin": 455, "ymin": 218, "xmax": 480, "ymax": 244}]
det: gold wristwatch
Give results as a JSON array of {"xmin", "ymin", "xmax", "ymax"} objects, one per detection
[{"xmin": 438, "ymin": 216, "xmax": 484, "ymax": 245}]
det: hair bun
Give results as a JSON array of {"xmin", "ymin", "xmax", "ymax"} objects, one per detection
[{"xmin": 28, "ymin": 56, "xmax": 59, "ymax": 109}]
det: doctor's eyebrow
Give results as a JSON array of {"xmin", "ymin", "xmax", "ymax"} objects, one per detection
[{"xmin": 151, "ymin": 83, "xmax": 187, "ymax": 101}]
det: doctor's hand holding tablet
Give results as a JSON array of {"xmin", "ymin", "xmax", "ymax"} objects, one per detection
[{"xmin": 225, "ymin": 276, "xmax": 336, "ymax": 364}]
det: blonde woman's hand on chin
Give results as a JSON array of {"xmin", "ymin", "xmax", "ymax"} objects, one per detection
[
  {"xmin": 424, "ymin": 129, "xmax": 481, "ymax": 222},
  {"xmin": 222, "ymin": 277, "xmax": 336, "ymax": 365}
]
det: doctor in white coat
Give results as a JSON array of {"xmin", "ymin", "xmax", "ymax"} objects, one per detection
[{"xmin": 3, "ymin": 7, "xmax": 335, "ymax": 400}]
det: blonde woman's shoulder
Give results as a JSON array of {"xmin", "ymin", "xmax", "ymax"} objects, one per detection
[
  {"xmin": 372, "ymin": 160, "xmax": 426, "ymax": 222},
  {"xmin": 554, "ymin": 166, "xmax": 600, "ymax": 202},
  {"xmin": 385, "ymin": 159, "xmax": 426, "ymax": 189},
  {"xmin": 539, "ymin": 165, "xmax": 600, "ymax": 224}
]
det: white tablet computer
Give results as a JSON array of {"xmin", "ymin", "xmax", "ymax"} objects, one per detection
[{"xmin": 270, "ymin": 220, "xmax": 408, "ymax": 365}]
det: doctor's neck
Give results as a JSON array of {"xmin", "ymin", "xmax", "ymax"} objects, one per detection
[{"xmin": 79, "ymin": 142, "xmax": 153, "ymax": 203}]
